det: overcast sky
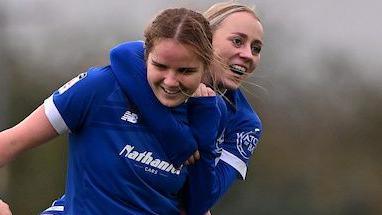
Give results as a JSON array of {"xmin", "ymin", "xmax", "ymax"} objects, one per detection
[{"xmin": 1, "ymin": 0, "xmax": 382, "ymax": 83}]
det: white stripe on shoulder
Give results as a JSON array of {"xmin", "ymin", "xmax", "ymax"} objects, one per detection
[
  {"xmin": 220, "ymin": 149, "xmax": 248, "ymax": 180},
  {"xmin": 44, "ymin": 96, "xmax": 69, "ymax": 134},
  {"xmin": 43, "ymin": 205, "xmax": 64, "ymax": 212}
]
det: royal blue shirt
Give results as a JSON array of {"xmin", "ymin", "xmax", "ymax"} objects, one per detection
[
  {"xmin": 42, "ymin": 41, "xmax": 262, "ymax": 215},
  {"xmin": 43, "ymin": 43, "xmax": 226, "ymax": 214},
  {"xmin": 45, "ymin": 66, "xmax": 190, "ymax": 214},
  {"xmin": 108, "ymin": 41, "xmax": 262, "ymax": 214}
]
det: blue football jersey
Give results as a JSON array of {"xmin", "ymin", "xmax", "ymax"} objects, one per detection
[
  {"xmin": 41, "ymin": 41, "xmax": 261, "ymax": 215},
  {"xmin": 109, "ymin": 41, "xmax": 262, "ymax": 181},
  {"xmin": 110, "ymin": 41, "xmax": 229, "ymax": 215},
  {"xmin": 44, "ymin": 66, "xmax": 189, "ymax": 214}
]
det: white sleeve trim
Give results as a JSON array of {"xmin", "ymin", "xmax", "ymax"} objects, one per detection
[
  {"xmin": 44, "ymin": 96, "xmax": 69, "ymax": 134},
  {"xmin": 42, "ymin": 205, "xmax": 64, "ymax": 212},
  {"xmin": 220, "ymin": 149, "xmax": 248, "ymax": 180}
]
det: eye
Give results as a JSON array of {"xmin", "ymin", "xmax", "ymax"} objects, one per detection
[
  {"xmin": 178, "ymin": 68, "xmax": 197, "ymax": 75},
  {"xmin": 151, "ymin": 61, "xmax": 167, "ymax": 70},
  {"xmin": 251, "ymin": 45, "xmax": 262, "ymax": 55},
  {"xmin": 232, "ymin": 36, "xmax": 244, "ymax": 47}
]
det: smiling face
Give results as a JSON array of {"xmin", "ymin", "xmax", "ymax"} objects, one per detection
[
  {"xmin": 212, "ymin": 11, "xmax": 264, "ymax": 90},
  {"xmin": 147, "ymin": 38, "xmax": 204, "ymax": 107}
]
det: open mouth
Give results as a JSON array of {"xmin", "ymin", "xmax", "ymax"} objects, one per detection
[
  {"xmin": 161, "ymin": 86, "xmax": 180, "ymax": 95},
  {"xmin": 229, "ymin": 64, "xmax": 247, "ymax": 75}
]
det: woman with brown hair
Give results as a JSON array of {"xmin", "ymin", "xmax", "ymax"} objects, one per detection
[
  {"xmin": 0, "ymin": 7, "xmax": 223, "ymax": 215},
  {"xmin": 11, "ymin": 1, "xmax": 265, "ymax": 214}
]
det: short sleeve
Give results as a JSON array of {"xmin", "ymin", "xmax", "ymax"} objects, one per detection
[
  {"xmin": 219, "ymin": 116, "xmax": 262, "ymax": 179},
  {"xmin": 44, "ymin": 69, "xmax": 100, "ymax": 134}
]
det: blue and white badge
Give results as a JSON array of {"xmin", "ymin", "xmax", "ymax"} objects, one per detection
[
  {"xmin": 236, "ymin": 129, "xmax": 260, "ymax": 159},
  {"xmin": 58, "ymin": 72, "xmax": 87, "ymax": 94}
]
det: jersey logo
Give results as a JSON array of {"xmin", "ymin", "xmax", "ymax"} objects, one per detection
[
  {"xmin": 119, "ymin": 144, "xmax": 181, "ymax": 175},
  {"xmin": 121, "ymin": 111, "xmax": 138, "ymax": 123},
  {"xmin": 58, "ymin": 72, "xmax": 87, "ymax": 94},
  {"xmin": 236, "ymin": 129, "xmax": 260, "ymax": 159},
  {"xmin": 215, "ymin": 129, "xmax": 225, "ymax": 154}
]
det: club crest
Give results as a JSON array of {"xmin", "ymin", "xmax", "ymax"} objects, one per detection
[
  {"xmin": 236, "ymin": 129, "xmax": 260, "ymax": 159},
  {"xmin": 58, "ymin": 72, "xmax": 87, "ymax": 94}
]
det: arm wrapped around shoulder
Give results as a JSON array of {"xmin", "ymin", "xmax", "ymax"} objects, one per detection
[
  {"xmin": 187, "ymin": 96, "xmax": 226, "ymax": 155},
  {"xmin": 184, "ymin": 96, "xmax": 227, "ymax": 215}
]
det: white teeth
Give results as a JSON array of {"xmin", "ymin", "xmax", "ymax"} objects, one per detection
[
  {"xmin": 162, "ymin": 87, "xmax": 179, "ymax": 94},
  {"xmin": 229, "ymin": 64, "xmax": 247, "ymax": 75}
]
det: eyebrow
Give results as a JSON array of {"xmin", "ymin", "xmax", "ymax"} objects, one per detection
[
  {"xmin": 233, "ymin": 32, "xmax": 263, "ymax": 46},
  {"xmin": 151, "ymin": 59, "xmax": 199, "ymax": 71},
  {"xmin": 177, "ymin": 67, "xmax": 198, "ymax": 73},
  {"xmin": 151, "ymin": 59, "xmax": 167, "ymax": 67}
]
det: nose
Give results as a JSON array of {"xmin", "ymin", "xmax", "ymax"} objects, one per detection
[
  {"xmin": 163, "ymin": 70, "xmax": 179, "ymax": 87},
  {"xmin": 238, "ymin": 45, "xmax": 253, "ymax": 60}
]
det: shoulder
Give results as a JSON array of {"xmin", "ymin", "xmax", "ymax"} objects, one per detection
[
  {"xmin": 45, "ymin": 65, "xmax": 121, "ymax": 133},
  {"xmin": 110, "ymin": 40, "xmax": 145, "ymax": 64},
  {"xmin": 239, "ymin": 107, "xmax": 262, "ymax": 129},
  {"xmin": 230, "ymin": 90, "xmax": 262, "ymax": 130},
  {"xmin": 62, "ymin": 66, "xmax": 117, "ymax": 97},
  {"xmin": 83, "ymin": 66, "xmax": 115, "ymax": 88}
]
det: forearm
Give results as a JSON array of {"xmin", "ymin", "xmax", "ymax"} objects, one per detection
[
  {"xmin": 185, "ymin": 97, "xmax": 227, "ymax": 215},
  {"xmin": 0, "ymin": 105, "xmax": 58, "ymax": 167},
  {"xmin": 211, "ymin": 161, "xmax": 238, "ymax": 200},
  {"xmin": 186, "ymin": 158, "xmax": 237, "ymax": 215},
  {"xmin": 0, "ymin": 128, "xmax": 17, "ymax": 167}
]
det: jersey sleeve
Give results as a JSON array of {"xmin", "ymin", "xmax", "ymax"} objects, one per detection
[
  {"xmin": 184, "ymin": 96, "xmax": 228, "ymax": 215},
  {"xmin": 220, "ymin": 112, "xmax": 262, "ymax": 180},
  {"xmin": 40, "ymin": 195, "xmax": 65, "ymax": 215},
  {"xmin": 43, "ymin": 68, "xmax": 99, "ymax": 134}
]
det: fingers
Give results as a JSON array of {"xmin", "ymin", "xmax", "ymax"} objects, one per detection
[
  {"xmin": 206, "ymin": 87, "xmax": 215, "ymax": 96},
  {"xmin": 192, "ymin": 83, "xmax": 204, "ymax": 97},
  {"xmin": 0, "ymin": 199, "xmax": 12, "ymax": 215},
  {"xmin": 199, "ymin": 84, "xmax": 209, "ymax": 96},
  {"xmin": 193, "ymin": 83, "xmax": 216, "ymax": 97},
  {"xmin": 184, "ymin": 150, "xmax": 200, "ymax": 165},
  {"xmin": 193, "ymin": 150, "xmax": 200, "ymax": 160},
  {"xmin": 185, "ymin": 154, "xmax": 195, "ymax": 165}
]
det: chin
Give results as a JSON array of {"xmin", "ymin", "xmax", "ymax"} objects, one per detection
[
  {"xmin": 158, "ymin": 98, "xmax": 183, "ymax": 108},
  {"xmin": 222, "ymin": 80, "xmax": 240, "ymax": 90},
  {"xmin": 221, "ymin": 74, "xmax": 242, "ymax": 89}
]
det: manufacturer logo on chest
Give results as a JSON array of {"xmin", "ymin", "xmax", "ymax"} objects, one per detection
[{"xmin": 121, "ymin": 111, "xmax": 138, "ymax": 123}]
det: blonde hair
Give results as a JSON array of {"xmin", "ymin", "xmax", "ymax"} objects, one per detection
[
  {"xmin": 204, "ymin": 1, "xmax": 263, "ymax": 99},
  {"xmin": 204, "ymin": 1, "xmax": 260, "ymax": 33}
]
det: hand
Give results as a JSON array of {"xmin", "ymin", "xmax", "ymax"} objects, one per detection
[
  {"xmin": 192, "ymin": 83, "xmax": 215, "ymax": 97},
  {"xmin": 0, "ymin": 200, "xmax": 12, "ymax": 215},
  {"xmin": 184, "ymin": 150, "xmax": 200, "ymax": 165}
]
